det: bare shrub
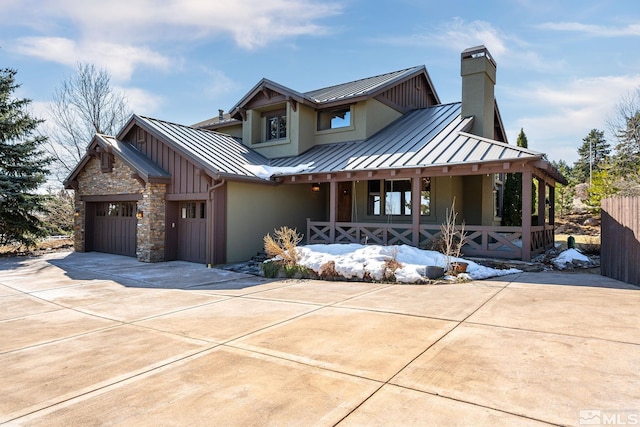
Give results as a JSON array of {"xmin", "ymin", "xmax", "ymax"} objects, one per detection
[
  {"xmin": 382, "ymin": 247, "xmax": 403, "ymax": 281},
  {"xmin": 263, "ymin": 226, "xmax": 303, "ymax": 266},
  {"xmin": 440, "ymin": 198, "xmax": 468, "ymax": 273}
]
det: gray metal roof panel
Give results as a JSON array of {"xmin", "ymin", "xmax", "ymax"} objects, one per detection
[
  {"xmin": 270, "ymin": 103, "xmax": 542, "ymax": 174},
  {"xmin": 304, "ymin": 66, "xmax": 424, "ymax": 103},
  {"xmin": 135, "ymin": 115, "xmax": 269, "ymax": 179},
  {"xmin": 97, "ymin": 134, "xmax": 171, "ymax": 179}
]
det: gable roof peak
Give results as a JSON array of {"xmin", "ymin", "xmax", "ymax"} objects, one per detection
[{"xmin": 304, "ymin": 65, "xmax": 436, "ymax": 104}]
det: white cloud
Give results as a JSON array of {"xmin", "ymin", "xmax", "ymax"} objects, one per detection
[
  {"xmin": 14, "ymin": 37, "xmax": 171, "ymax": 81},
  {"xmin": 432, "ymin": 17, "xmax": 509, "ymax": 59},
  {"xmin": 4, "ymin": 0, "xmax": 342, "ymax": 49},
  {"xmin": 538, "ymin": 22, "xmax": 640, "ymax": 37},
  {"xmin": 505, "ymin": 74, "xmax": 640, "ymax": 162},
  {"xmin": 118, "ymin": 87, "xmax": 165, "ymax": 117}
]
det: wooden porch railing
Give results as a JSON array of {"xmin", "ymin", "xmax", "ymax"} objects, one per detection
[{"xmin": 307, "ymin": 219, "xmax": 555, "ymax": 261}]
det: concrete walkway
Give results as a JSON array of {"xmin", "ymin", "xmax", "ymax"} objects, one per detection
[{"xmin": 1, "ymin": 251, "xmax": 638, "ymax": 426}]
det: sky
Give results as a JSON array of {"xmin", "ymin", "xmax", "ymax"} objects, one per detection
[{"xmin": 1, "ymin": 0, "xmax": 640, "ymax": 168}]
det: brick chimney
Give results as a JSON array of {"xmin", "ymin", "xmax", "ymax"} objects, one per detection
[{"xmin": 461, "ymin": 46, "xmax": 496, "ymax": 139}]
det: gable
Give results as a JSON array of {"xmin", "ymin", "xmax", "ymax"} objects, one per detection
[
  {"xmin": 375, "ymin": 74, "xmax": 438, "ymax": 113},
  {"xmin": 121, "ymin": 125, "xmax": 213, "ymax": 195}
]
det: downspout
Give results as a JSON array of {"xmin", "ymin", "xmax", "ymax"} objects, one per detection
[
  {"xmin": 206, "ymin": 178, "xmax": 225, "ymax": 268},
  {"xmin": 208, "ymin": 178, "xmax": 226, "ymax": 199}
]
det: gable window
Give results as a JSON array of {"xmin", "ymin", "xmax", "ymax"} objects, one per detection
[
  {"xmin": 317, "ymin": 106, "xmax": 351, "ymax": 131},
  {"xmin": 100, "ymin": 152, "xmax": 113, "ymax": 172},
  {"xmin": 265, "ymin": 109, "xmax": 287, "ymax": 141}
]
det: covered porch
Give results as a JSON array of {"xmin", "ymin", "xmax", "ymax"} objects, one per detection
[{"xmin": 278, "ymin": 162, "xmax": 560, "ymax": 261}]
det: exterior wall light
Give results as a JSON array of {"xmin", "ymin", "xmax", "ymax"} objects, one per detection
[
  {"xmin": 136, "ymin": 210, "xmax": 144, "ymax": 219},
  {"xmin": 74, "ymin": 208, "xmax": 80, "ymax": 217},
  {"xmin": 311, "ymin": 183, "xmax": 321, "ymax": 192}
]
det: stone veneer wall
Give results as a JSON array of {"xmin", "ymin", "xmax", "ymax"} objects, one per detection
[
  {"xmin": 136, "ymin": 183, "xmax": 166, "ymax": 262},
  {"xmin": 73, "ymin": 156, "xmax": 166, "ymax": 263}
]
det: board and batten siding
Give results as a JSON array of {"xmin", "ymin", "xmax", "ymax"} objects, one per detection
[
  {"xmin": 601, "ymin": 196, "xmax": 640, "ymax": 286},
  {"xmin": 132, "ymin": 129, "xmax": 210, "ymax": 195}
]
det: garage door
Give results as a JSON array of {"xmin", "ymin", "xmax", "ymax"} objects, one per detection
[
  {"xmin": 92, "ymin": 202, "xmax": 137, "ymax": 257},
  {"xmin": 178, "ymin": 201, "xmax": 207, "ymax": 263}
]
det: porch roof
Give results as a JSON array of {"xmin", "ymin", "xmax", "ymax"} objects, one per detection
[{"xmin": 270, "ymin": 103, "xmax": 548, "ymax": 175}]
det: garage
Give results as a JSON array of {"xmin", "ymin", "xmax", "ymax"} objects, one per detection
[
  {"xmin": 177, "ymin": 201, "xmax": 207, "ymax": 263},
  {"xmin": 89, "ymin": 201, "xmax": 137, "ymax": 257}
]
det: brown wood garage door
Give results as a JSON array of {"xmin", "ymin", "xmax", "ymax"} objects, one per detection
[
  {"xmin": 178, "ymin": 201, "xmax": 206, "ymax": 264},
  {"xmin": 92, "ymin": 202, "xmax": 137, "ymax": 257}
]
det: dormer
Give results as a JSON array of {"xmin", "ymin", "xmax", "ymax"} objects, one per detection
[{"xmin": 218, "ymin": 66, "xmax": 441, "ymax": 159}]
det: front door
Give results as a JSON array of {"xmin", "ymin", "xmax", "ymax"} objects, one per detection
[
  {"xmin": 178, "ymin": 201, "xmax": 207, "ymax": 263},
  {"xmin": 337, "ymin": 182, "xmax": 352, "ymax": 222}
]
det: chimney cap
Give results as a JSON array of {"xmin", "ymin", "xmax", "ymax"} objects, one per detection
[
  {"xmin": 461, "ymin": 45, "xmax": 496, "ymax": 68},
  {"xmin": 218, "ymin": 109, "xmax": 224, "ymax": 120}
]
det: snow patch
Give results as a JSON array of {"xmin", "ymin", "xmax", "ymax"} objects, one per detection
[
  {"xmin": 551, "ymin": 248, "xmax": 591, "ymax": 270},
  {"xmin": 244, "ymin": 162, "xmax": 314, "ymax": 180},
  {"xmin": 291, "ymin": 244, "xmax": 521, "ymax": 283}
]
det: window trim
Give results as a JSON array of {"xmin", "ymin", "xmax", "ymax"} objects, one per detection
[
  {"xmin": 316, "ymin": 105, "xmax": 354, "ymax": 133},
  {"xmin": 264, "ymin": 109, "xmax": 287, "ymax": 142}
]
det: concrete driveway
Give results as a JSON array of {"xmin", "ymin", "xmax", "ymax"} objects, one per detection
[{"xmin": 1, "ymin": 251, "xmax": 639, "ymax": 426}]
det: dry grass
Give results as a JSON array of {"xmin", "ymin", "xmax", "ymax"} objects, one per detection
[
  {"xmin": 263, "ymin": 226, "xmax": 303, "ymax": 266},
  {"xmin": 319, "ymin": 260, "xmax": 340, "ymax": 280},
  {"xmin": 0, "ymin": 237, "xmax": 73, "ymax": 257}
]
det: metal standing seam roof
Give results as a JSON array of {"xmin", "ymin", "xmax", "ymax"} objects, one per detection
[
  {"xmin": 270, "ymin": 103, "xmax": 543, "ymax": 174},
  {"xmin": 134, "ymin": 115, "xmax": 269, "ymax": 179},
  {"xmin": 303, "ymin": 66, "xmax": 425, "ymax": 103},
  {"xmin": 97, "ymin": 134, "xmax": 171, "ymax": 181}
]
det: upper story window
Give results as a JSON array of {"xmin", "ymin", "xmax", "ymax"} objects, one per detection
[
  {"xmin": 317, "ymin": 106, "xmax": 351, "ymax": 131},
  {"xmin": 265, "ymin": 109, "xmax": 287, "ymax": 141}
]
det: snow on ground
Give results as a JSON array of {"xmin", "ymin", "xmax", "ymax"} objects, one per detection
[
  {"xmin": 294, "ymin": 244, "xmax": 521, "ymax": 283},
  {"xmin": 551, "ymin": 248, "xmax": 591, "ymax": 270}
]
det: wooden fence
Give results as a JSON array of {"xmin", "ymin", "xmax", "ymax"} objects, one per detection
[{"xmin": 601, "ymin": 197, "xmax": 640, "ymax": 286}]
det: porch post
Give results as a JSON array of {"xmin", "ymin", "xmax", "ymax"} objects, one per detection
[
  {"xmin": 522, "ymin": 170, "xmax": 532, "ymax": 261},
  {"xmin": 548, "ymin": 184, "xmax": 555, "ymax": 225},
  {"xmin": 412, "ymin": 177, "xmax": 421, "ymax": 246},
  {"xmin": 537, "ymin": 176, "xmax": 546, "ymax": 226},
  {"xmin": 329, "ymin": 181, "xmax": 336, "ymax": 243}
]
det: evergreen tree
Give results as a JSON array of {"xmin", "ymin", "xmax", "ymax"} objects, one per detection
[
  {"xmin": 502, "ymin": 128, "xmax": 528, "ymax": 226},
  {"xmin": 572, "ymin": 129, "xmax": 610, "ymax": 184},
  {"xmin": 516, "ymin": 128, "xmax": 528, "ymax": 148},
  {"xmin": 585, "ymin": 166, "xmax": 618, "ymax": 214},
  {"xmin": 551, "ymin": 159, "xmax": 574, "ymax": 218},
  {"xmin": 0, "ymin": 69, "xmax": 52, "ymax": 247},
  {"xmin": 612, "ymin": 111, "xmax": 640, "ymax": 177}
]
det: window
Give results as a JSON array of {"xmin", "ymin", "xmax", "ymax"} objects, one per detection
[
  {"xmin": 97, "ymin": 202, "xmax": 135, "ymax": 217},
  {"xmin": 494, "ymin": 174, "xmax": 504, "ymax": 218},
  {"xmin": 421, "ymin": 178, "xmax": 431, "ymax": 216},
  {"xmin": 181, "ymin": 202, "xmax": 206, "ymax": 219},
  {"xmin": 317, "ymin": 107, "xmax": 351, "ymax": 131},
  {"xmin": 108, "ymin": 203, "xmax": 120, "ymax": 216},
  {"xmin": 100, "ymin": 152, "xmax": 113, "ymax": 172},
  {"xmin": 367, "ymin": 179, "xmax": 413, "ymax": 216},
  {"xmin": 385, "ymin": 180, "xmax": 412, "ymax": 215},
  {"xmin": 368, "ymin": 180, "xmax": 381, "ymax": 215},
  {"xmin": 265, "ymin": 111, "xmax": 287, "ymax": 141}
]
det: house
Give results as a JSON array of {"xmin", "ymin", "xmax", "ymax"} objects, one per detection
[{"xmin": 64, "ymin": 46, "xmax": 566, "ymax": 265}]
